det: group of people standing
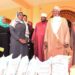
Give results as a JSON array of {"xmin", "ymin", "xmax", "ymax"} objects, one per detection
[
  {"xmin": 1, "ymin": 6, "xmax": 74, "ymax": 65},
  {"xmin": 32, "ymin": 6, "xmax": 73, "ymax": 64},
  {"xmin": 10, "ymin": 12, "xmax": 34, "ymax": 59}
]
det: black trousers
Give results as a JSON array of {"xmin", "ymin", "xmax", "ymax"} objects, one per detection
[
  {"xmin": 0, "ymin": 27, "xmax": 10, "ymax": 57},
  {"xmin": 28, "ymin": 41, "xmax": 34, "ymax": 60}
]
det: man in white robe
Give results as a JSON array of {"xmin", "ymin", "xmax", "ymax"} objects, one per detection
[{"xmin": 44, "ymin": 6, "xmax": 72, "ymax": 60}]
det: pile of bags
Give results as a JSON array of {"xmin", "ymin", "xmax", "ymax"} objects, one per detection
[{"xmin": 0, "ymin": 54, "xmax": 71, "ymax": 75}]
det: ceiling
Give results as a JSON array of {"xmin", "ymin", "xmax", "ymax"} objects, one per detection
[
  {"xmin": 24, "ymin": 0, "xmax": 72, "ymax": 6},
  {"xmin": 0, "ymin": 0, "xmax": 72, "ymax": 9},
  {"xmin": 0, "ymin": 0, "xmax": 20, "ymax": 10}
]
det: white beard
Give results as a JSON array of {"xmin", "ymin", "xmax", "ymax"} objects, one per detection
[{"xmin": 51, "ymin": 16, "xmax": 62, "ymax": 38}]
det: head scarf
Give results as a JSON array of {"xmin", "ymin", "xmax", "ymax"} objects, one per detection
[
  {"xmin": 0, "ymin": 16, "xmax": 9, "ymax": 28},
  {"xmin": 10, "ymin": 12, "xmax": 24, "ymax": 28}
]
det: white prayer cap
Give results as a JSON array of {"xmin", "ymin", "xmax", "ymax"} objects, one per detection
[
  {"xmin": 41, "ymin": 13, "xmax": 47, "ymax": 17},
  {"xmin": 53, "ymin": 6, "xmax": 61, "ymax": 11}
]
